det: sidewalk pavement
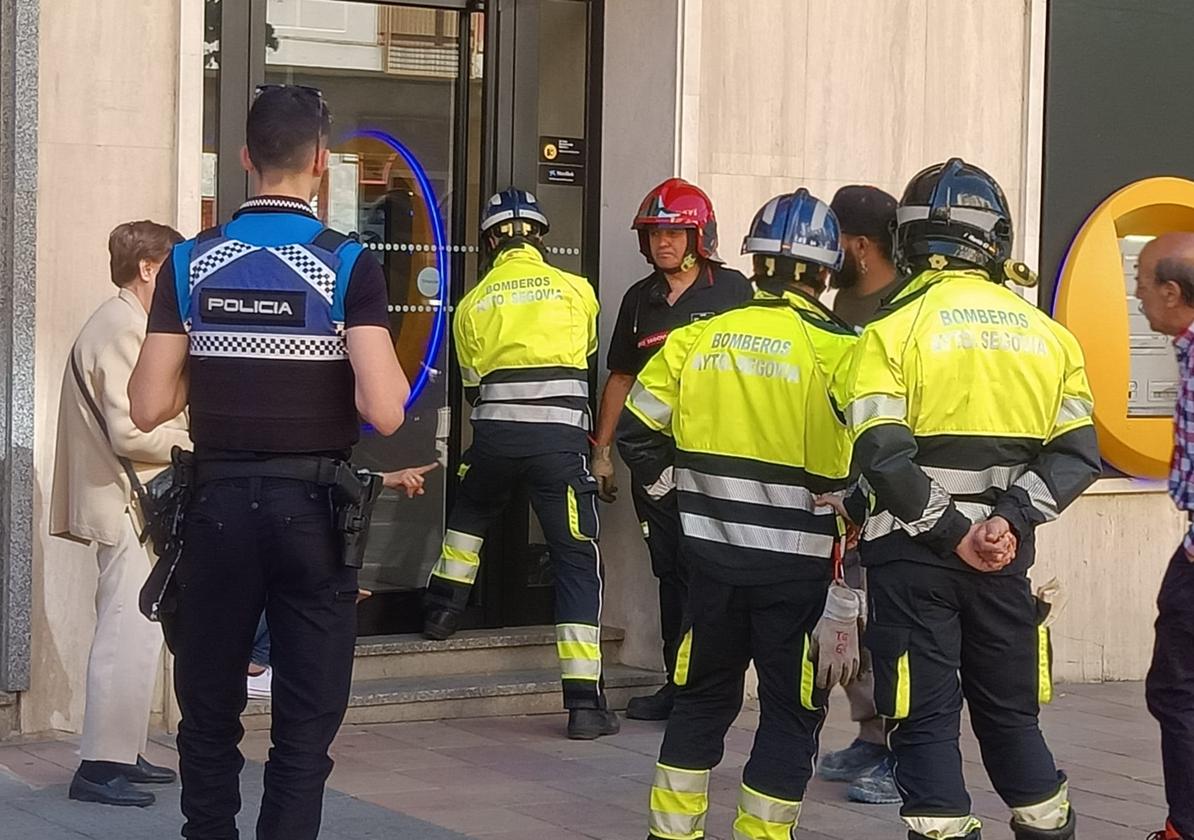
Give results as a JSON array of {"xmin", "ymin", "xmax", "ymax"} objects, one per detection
[{"xmin": 0, "ymin": 681, "xmax": 1165, "ymax": 839}]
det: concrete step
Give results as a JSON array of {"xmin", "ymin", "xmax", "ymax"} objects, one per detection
[
  {"xmin": 242, "ymin": 664, "xmax": 665, "ymax": 730},
  {"xmin": 352, "ymin": 624, "xmax": 627, "ymax": 681}
]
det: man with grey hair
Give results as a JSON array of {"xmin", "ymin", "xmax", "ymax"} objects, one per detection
[{"xmin": 1133, "ymin": 231, "xmax": 1194, "ymax": 840}]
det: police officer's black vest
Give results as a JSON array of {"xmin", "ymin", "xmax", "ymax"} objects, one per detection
[{"xmin": 169, "ymin": 204, "xmax": 366, "ymax": 453}]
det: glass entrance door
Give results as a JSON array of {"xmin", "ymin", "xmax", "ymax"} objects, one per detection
[{"xmin": 202, "ymin": 0, "xmax": 599, "ymax": 636}]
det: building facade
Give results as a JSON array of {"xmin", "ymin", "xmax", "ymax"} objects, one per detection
[{"xmin": 0, "ymin": 0, "xmax": 1188, "ymax": 739}]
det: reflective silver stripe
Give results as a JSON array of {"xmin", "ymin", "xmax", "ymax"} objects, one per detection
[
  {"xmin": 676, "ymin": 468, "xmax": 827, "ymax": 513},
  {"xmin": 956, "ymin": 501, "xmax": 995, "ymax": 524},
  {"xmin": 460, "ymin": 365, "xmax": 481, "ymax": 387},
  {"xmin": 472, "ymin": 402, "xmax": 590, "ymax": 430},
  {"xmin": 560, "ymin": 657, "xmax": 602, "ymax": 679},
  {"xmin": 861, "ymin": 510, "xmax": 897, "ymax": 542},
  {"xmin": 479, "ymin": 380, "xmax": 588, "ymax": 401},
  {"xmin": 627, "ymin": 381, "xmax": 673, "ymax": 427},
  {"xmin": 845, "ymin": 395, "xmax": 907, "ymax": 429},
  {"xmin": 680, "ymin": 513, "xmax": 835, "ymax": 557},
  {"xmin": 740, "ymin": 236, "xmax": 841, "ymax": 268},
  {"xmin": 904, "ymin": 481, "xmax": 952, "ymax": 534},
  {"xmin": 1010, "ymin": 782, "xmax": 1070, "ymax": 831},
  {"xmin": 897, "ymin": 204, "xmax": 1003, "ymax": 232},
  {"xmin": 862, "ymin": 500, "xmax": 994, "ymax": 541},
  {"xmin": 650, "ymin": 811, "xmax": 706, "ymax": 840},
  {"xmin": 432, "ymin": 557, "xmax": 479, "ymax": 583},
  {"xmin": 444, "ymin": 530, "xmax": 484, "ymax": 553},
  {"xmin": 654, "ymin": 764, "xmax": 710, "ymax": 795},
  {"xmin": 1057, "ymin": 397, "xmax": 1093, "ymax": 426},
  {"xmin": 1014, "ymin": 471, "xmax": 1060, "ymax": 521},
  {"xmin": 922, "ymin": 464, "xmax": 1026, "ymax": 495},
  {"xmin": 903, "ymin": 815, "xmax": 983, "ymax": 839},
  {"xmin": 556, "ymin": 623, "xmax": 600, "ymax": 645},
  {"xmin": 737, "ymin": 785, "xmax": 801, "ymax": 825}
]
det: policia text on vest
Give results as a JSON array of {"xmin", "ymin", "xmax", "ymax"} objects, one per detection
[{"xmin": 130, "ymin": 194, "xmax": 408, "ymax": 840}]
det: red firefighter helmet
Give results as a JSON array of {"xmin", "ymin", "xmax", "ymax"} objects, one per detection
[{"xmin": 632, "ymin": 178, "xmax": 721, "ymax": 264}]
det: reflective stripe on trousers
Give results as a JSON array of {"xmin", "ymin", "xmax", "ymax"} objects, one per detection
[
  {"xmin": 648, "ymin": 764, "xmax": 710, "ymax": 840},
  {"xmin": 1011, "ymin": 781, "xmax": 1070, "ymax": 831},
  {"xmin": 732, "ymin": 784, "xmax": 801, "ymax": 840},
  {"xmin": 903, "ymin": 814, "xmax": 983, "ymax": 839},
  {"xmin": 429, "ymin": 529, "xmax": 484, "ymax": 585},
  {"xmin": 557, "ymin": 622, "xmax": 601, "ymax": 681}
]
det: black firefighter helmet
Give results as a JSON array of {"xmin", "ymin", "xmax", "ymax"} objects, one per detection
[{"xmin": 894, "ymin": 158, "xmax": 1014, "ymax": 279}]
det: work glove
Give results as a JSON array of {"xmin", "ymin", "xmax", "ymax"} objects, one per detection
[
  {"xmin": 811, "ymin": 581, "xmax": 866, "ymax": 689},
  {"xmin": 1035, "ymin": 577, "xmax": 1067, "ymax": 627},
  {"xmin": 643, "ymin": 465, "xmax": 675, "ymax": 501},
  {"xmin": 591, "ymin": 444, "xmax": 618, "ymax": 503}
]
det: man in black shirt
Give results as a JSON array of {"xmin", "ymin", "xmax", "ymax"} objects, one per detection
[
  {"xmin": 818, "ymin": 184, "xmax": 902, "ymax": 805},
  {"xmin": 829, "ymin": 185, "xmax": 900, "ymax": 329},
  {"xmin": 130, "ymin": 86, "xmax": 409, "ymax": 840},
  {"xmin": 593, "ymin": 178, "xmax": 751, "ymax": 720}
]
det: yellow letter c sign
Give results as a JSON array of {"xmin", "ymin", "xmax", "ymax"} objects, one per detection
[{"xmin": 1054, "ymin": 177, "xmax": 1194, "ymax": 479}]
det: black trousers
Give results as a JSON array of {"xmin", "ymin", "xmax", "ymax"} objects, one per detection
[
  {"xmin": 172, "ymin": 477, "xmax": 358, "ymax": 840},
  {"xmin": 630, "ymin": 483, "xmax": 688, "ymax": 679},
  {"xmin": 426, "ymin": 448, "xmax": 606, "ymax": 709},
  {"xmin": 867, "ymin": 561, "xmax": 1066, "ymax": 839},
  {"xmin": 1146, "ymin": 547, "xmax": 1194, "ymax": 840},
  {"xmin": 648, "ymin": 569, "xmax": 828, "ymax": 840}
]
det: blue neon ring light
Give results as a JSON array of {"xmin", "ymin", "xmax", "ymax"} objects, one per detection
[{"xmin": 348, "ymin": 128, "xmax": 448, "ymax": 410}]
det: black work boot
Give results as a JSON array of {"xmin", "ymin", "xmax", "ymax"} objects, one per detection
[
  {"xmin": 1010, "ymin": 810, "xmax": 1076, "ymax": 840},
  {"xmin": 625, "ymin": 683, "xmax": 676, "ymax": 721},
  {"xmin": 567, "ymin": 708, "xmax": 621, "ymax": 740},
  {"xmin": 423, "ymin": 608, "xmax": 460, "ymax": 641}
]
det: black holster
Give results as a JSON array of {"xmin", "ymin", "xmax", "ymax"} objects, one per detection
[
  {"xmin": 190, "ymin": 455, "xmax": 383, "ymax": 569},
  {"xmin": 137, "ymin": 447, "xmax": 195, "ymax": 652},
  {"xmin": 330, "ymin": 464, "xmax": 383, "ymax": 569}
]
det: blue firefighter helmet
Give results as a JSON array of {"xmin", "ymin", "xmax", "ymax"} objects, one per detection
[
  {"xmin": 742, "ymin": 188, "xmax": 844, "ymax": 271},
  {"xmin": 481, "ymin": 188, "xmax": 550, "ymax": 244}
]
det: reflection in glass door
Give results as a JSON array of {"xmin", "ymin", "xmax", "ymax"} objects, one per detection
[{"xmin": 261, "ymin": 0, "xmax": 485, "ymax": 633}]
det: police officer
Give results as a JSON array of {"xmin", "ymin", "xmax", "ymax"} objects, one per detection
[
  {"xmin": 619, "ymin": 189, "xmax": 856, "ymax": 840},
  {"xmin": 129, "ymin": 85, "xmax": 409, "ymax": 840},
  {"xmin": 593, "ymin": 178, "xmax": 752, "ymax": 721},
  {"xmin": 835, "ymin": 158, "xmax": 1100, "ymax": 840},
  {"xmin": 423, "ymin": 188, "xmax": 619, "ymax": 741}
]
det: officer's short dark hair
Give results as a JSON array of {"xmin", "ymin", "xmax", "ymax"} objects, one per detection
[
  {"xmin": 1156, "ymin": 256, "xmax": 1194, "ymax": 306},
  {"xmin": 246, "ymin": 86, "xmax": 332, "ymax": 175},
  {"xmin": 108, "ymin": 221, "xmax": 183, "ymax": 288}
]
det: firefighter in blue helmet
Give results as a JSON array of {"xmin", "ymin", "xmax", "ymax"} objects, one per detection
[
  {"xmin": 424, "ymin": 188, "xmax": 619, "ymax": 740},
  {"xmin": 620, "ymin": 189, "xmax": 861, "ymax": 840}
]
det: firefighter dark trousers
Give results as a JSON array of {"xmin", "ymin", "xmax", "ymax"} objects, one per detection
[
  {"xmin": 172, "ymin": 477, "xmax": 358, "ymax": 840},
  {"xmin": 426, "ymin": 448, "xmax": 606, "ymax": 709},
  {"xmin": 647, "ymin": 569, "xmax": 829, "ymax": 840},
  {"xmin": 630, "ymin": 483, "xmax": 689, "ymax": 682},
  {"xmin": 1146, "ymin": 546, "xmax": 1194, "ymax": 840},
  {"xmin": 867, "ymin": 561, "xmax": 1072, "ymax": 840}
]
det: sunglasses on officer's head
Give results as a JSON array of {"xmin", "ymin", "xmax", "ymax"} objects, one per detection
[{"xmin": 253, "ymin": 84, "xmax": 330, "ymax": 159}]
